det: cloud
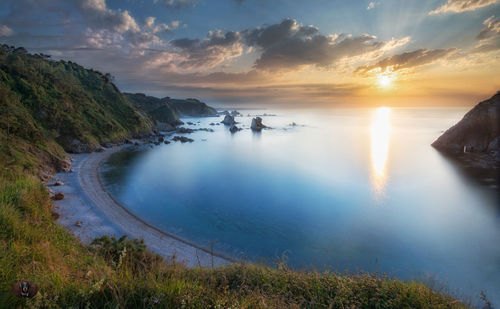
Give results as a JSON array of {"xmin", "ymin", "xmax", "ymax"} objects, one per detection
[
  {"xmin": 84, "ymin": 28, "xmax": 123, "ymax": 49},
  {"xmin": 242, "ymin": 19, "xmax": 408, "ymax": 71},
  {"xmin": 429, "ymin": 0, "xmax": 499, "ymax": 15},
  {"xmin": 0, "ymin": 25, "xmax": 14, "ymax": 36},
  {"xmin": 144, "ymin": 17, "xmax": 179, "ymax": 33},
  {"xmin": 77, "ymin": 0, "xmax": 140, "ymax": 33},
  {"xmin": 153, "ymin": 0, "xmax": 244, "ymax": 7},
  {"xmin": 355, "ymin": 48, "xmax": 456, "ymax": 74},
  {"xmin": 153, "ymin": 0, "xmax": 198, "ymax": 8},
  {"xmin": 125, "ymin": 82, "xmax": 365, "ymax": 105},
  {"xmin": 367, "ymin": 1, "xmax": 379, "ymax": 10},
  {"xmin": 477, "ymin": 15, "xmax": 500, "ymax": 40},
  {"xmin": 169, "ymin": 30, "xmax": 243, "ymax": 70},
  {"xmin": 471, "ymin": 15, "xmax": 500, "ymax": 53},
  {"xmin": 74, "ymin": 0, "xmax": 184, "ymax": 51}
]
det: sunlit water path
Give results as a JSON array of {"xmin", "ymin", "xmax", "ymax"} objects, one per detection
[{"xmin": 101, "ymin": 108, "xmax": 500, "ymax": 305}]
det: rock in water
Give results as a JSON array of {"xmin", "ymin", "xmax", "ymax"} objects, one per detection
[
  {"xmin": 251, "ymin": 117, "xmax": 267, "ymax": 131},
  {"xmin": 53, "ymin": 192, "xmax": 65, "ymax": 200},
  {"xmin": 221, "ymin": 115, "xmax": 236, "ymax": 126},
  {"xmin": 177, "ymin": 127, "xmax": 194, "ymax": 133},
  {"xmin": 432, "ymin": 91, "xmax": 499, "ymax": 158},
  {"xmin": 57, "ymin": 158, "xmax": 72, "ymax": 172},
  {"xmin": 172, "ymin": 136, "xmax": 194, "ymax": 143},
  {"xmin": 229, "ymin": 125, "xmax": 241, "ymax": 133}
]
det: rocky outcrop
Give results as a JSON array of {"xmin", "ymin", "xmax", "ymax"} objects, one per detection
[
  {"xmin": 53, "ymin": 192, "xmax": 65, "ymax": 200},
  {"xmin": 172, "ymin": 136, "xmax": 194, "ymax": 143},
  {"xmin": 229, "ymin": 125, "xmax": 241, "ymax": 133},
  {"xmin": 64, "ymin": 139, "xmax": 95, "ymax": 154},
  {"xmin": 177, "ymin": 127, "xmax": 195, "ymax": 134},
  {"xmin": 251, "ymin": 117, "xmax": 267, "ymax": 131},
  {"xmin": 155, "ymin": 121, "xmax": 176, "ymax": 132},
  {"xmin": 221, "ymin": 115, "xmax": 236, "ymax": 126},
  {"xmin": 432, "ymin": 91, "xmax": 499, "ymax": 186},
  {"xmin": 56, "ymin": 158, "xmax": 72, "ymax": 172},
  {"xmin": 432, "ymin": 91, "xmax": 499, "ymax": 158}
]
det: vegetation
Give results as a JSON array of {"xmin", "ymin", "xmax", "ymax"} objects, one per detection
[
  {"xmin": 124, "ymin": 92, "xmax": 217, "ymax": 128},
  {"xmin": 0, "ymin": 44, "xmax": 151, "ymax": 175},
  {"xmin": 0, "ymin": 46, "xmax": 472, "ymax": 308}
]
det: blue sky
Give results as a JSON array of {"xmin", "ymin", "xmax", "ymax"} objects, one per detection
[{"xmin": 0, "ymin": 0, "xmax": 499, "ymax": 106}]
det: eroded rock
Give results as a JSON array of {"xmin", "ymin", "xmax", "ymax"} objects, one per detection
[
  {"xmin": 53, "ymin": 192, "xmax": 65, "ymax": 200},
  {"xmin": 221, "ymin": 115, "xmax": 236, "ymax": 126},
  {"xmin": 251, "ymin": 117, "xmax": 267, "ymax": 131},
  {"xmin": 229, "ymin": 125, "xmax": 241, "ymax": 133}
]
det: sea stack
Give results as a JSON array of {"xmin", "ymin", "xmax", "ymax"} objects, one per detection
[
  {"xmin": 229, "ymin": 124, "xmax": 241, "ymax": 133},
  {"xmin": 221, "ymin": 115, "xmax": 236, "ymax": 126},
  {"xmin": 250, "ymin": 117, "xmax": 267, "ymax": 131}
]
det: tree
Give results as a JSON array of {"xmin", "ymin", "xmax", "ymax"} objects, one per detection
[{"xmin": 104, "ymin": 73, "xmax": 115, "ymax": 83}]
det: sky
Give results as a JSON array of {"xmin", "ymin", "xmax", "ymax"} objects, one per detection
[{"xmin": 0, "ymin": 0, "xmax": 499, "ymax": 107}]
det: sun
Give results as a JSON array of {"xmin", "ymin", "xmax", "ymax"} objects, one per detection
[{"xmin": 377, "ymin": 73, "xmax": 394, "ymax": 88}]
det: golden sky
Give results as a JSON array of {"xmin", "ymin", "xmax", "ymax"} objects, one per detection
[{"xmin": 0, "ymin": 0, "xmax": 499, "ymax": 106}]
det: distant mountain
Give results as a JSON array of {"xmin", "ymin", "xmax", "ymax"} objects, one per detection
[
  {"xmin": 124, "ymin": 93, "xmax": 217, "ymax": 131},
  {"xmin": 432, "ymin": 91, "xmax": 499, "ymax": 157}
]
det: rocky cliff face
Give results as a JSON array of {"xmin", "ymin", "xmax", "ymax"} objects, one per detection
[{"xmin": 432, "ymin": 91, "xmax": 500, "ymax": 159}]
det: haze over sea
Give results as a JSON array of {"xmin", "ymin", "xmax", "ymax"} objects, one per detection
[{"xmin": 101, "ymin": 107, "xmax": 500, "ymax": 305}]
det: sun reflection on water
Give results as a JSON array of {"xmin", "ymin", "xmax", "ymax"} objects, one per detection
[{"xmin": 370, "ymin": 107, "xmax": 391, "ymax": 199}]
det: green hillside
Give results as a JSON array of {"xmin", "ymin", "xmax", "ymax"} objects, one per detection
[
  {"xmin": 124, "ymin": 92, "xmax": 217, "ymax": 130},
  {"xmin": 0, "ymin": 44, "xmax": 151, "ymax": 176},
  {"xmin": 0, "ymin": 46, "xmax": 471, "ymax": 308}
]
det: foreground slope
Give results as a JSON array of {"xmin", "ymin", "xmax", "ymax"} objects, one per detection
[{"xmin": 0, "ymin": 46, "xmax": 471, "ymax": 308}]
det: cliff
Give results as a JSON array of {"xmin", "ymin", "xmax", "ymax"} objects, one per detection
[
  {"xmin": 432, "ymin": 91, "xmax": 499, "ymax": 187},
  {"xmin": 432, "ymin": 91, "xmax": 500, "ymax": 158}
]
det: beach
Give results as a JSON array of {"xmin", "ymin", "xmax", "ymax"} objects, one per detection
[{"xmin": 50, "ymin": 146, "xmax": 230, "ymax": 268}]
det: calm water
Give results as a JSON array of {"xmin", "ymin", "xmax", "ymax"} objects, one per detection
[{"xmin": 101, "ymin": 108, "xmax": 500, "ymax": 305}]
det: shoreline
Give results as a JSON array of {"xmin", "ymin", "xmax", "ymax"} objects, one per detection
[{"xmin": 51, "ymin": 146, "xmax": 232, "ymax": 267}]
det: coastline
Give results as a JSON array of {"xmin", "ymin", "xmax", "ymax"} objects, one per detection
[{"xmin": 50, "ymin": 145, "xmax": 232, "ymax": 267}]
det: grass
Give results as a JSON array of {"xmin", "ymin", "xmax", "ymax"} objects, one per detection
[{"xmin": 0, "ymin": 175, "xmax": 472, "ymax": 308}]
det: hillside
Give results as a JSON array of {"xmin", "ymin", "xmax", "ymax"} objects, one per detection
[
  {"xmin": 124, "ymin": 92, "xmax": 217, "ymax": 131},
  {"xmin": 0, "ymin": 46, "xmax": 470, "ymax": 308},
  {"xmin": 432, "ymin": 91, "xmax": 499, "ymax": 157},
  {"xmin": 432, "ymin": 91, "xmax": 499, "ymax": 186},
  {"xmin": 0, "ymin": 44, "xmax": 152, "ymax": 177}
]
